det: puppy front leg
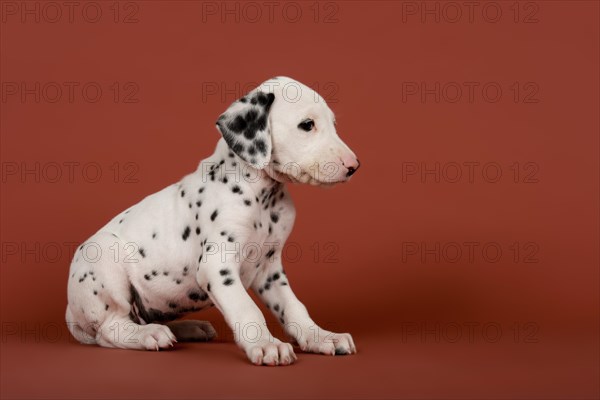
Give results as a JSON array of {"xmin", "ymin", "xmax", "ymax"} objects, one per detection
[
  {"xmin": 198, "ymin": 259, "xmax": 296, "ymax": 366},
  {"xmin": 253, "ymin": 257, "xmax": 357, "ymax": 356}
]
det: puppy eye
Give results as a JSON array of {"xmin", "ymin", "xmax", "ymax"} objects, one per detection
[{"xmin": 298, "ymin": 119, "xmax": 315, "ymax": 132}]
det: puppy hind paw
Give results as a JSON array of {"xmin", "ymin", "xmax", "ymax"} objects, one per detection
[{"xmin": 165, "ymin": 320, "xmax": 217, "ymax": 342}]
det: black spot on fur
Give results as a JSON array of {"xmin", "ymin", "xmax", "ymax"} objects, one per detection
[
  {"xmin": 245, "ymin": 110, "xmax": 258, "ymax": 122},
  {"xmin": 211, "ymin": 210, "xmax": 218, "ymax": 221},
  {"xmin": 139, "ymin": 248, "xmax": 146, "ymax": 258},
  {"xmin": 223, "ymin": 278, "xmax": 234, "ymax": 286},
  {"xmin": 244, "ymin": 128, "xmax": 256, "ymax": 140},
  {"xmin": 219, "ymin": 269, "xmax": 230, "ymax": 276},
  {"xmin": 207, "ymin": 283, "xmax": 211, "ymax": 292},
  {"xmin": 274, "ymin": 304, "xmax": 279, "ymax": 312},
  {"xmin": 182, "ymin": 226, "xmax": 191, "ymax": 241},
  {"xmin": 188, "ymin": 292, "xmax": 201, "ymax": 301},
  {"xmin": 272, "ymin": 273, "xmax": 280, "ymax": 281},
  {"xmin": 196, "ymin": 227, "xmax": 201, "ymax": 235},
  {"xmin": 152, "ymin": 233, "xmax": 157, "ymax": 239},
  {"xmin": 228, "ymin": 115, "xmax": 247, "ymax": 133},
  {"xmin": 232, "ymin": 185, "xmax": 241, "ymax": 194},
  {"xmin": 196, "ymin": 201, "xmax": 202, "ymax": 207},
  {"xmin": 181, "ymin": 190, "xmax": 185, "ymax": 197},
  {"xmin": 255, "ymin": 115, "xmax": 267, "ymax": 131},
  {"xmin": 255, "ymin": 139, "xmax": 267, "ymax": 155},
  {"xmin": 232, "ymin": 143, "xmax": 244, "ymax": 154},
  {"xmin": 105, "ymin": 304, "xmax": 109, "ymax": 310},
  {"xmin": 265, "ymin": 93, "xmax": 275, "ymax": 108},
  {"xmin": 256, "ymin": 93, "xmax": 268, "ymax": 105},
  {"xmin": 244, "ymin": 199, "xmax": 251, "ymax": 206},
  {"xmin": 266, "ymin": 249, "xmax": 275, "ymax": 258}
]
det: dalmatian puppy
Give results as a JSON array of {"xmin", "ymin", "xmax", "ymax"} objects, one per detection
[{"xmin": 65, "ymin": 77, "xmax": 360, "ymax": 366}]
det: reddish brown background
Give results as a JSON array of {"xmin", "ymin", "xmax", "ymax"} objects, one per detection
[{"xmin": 1, "ymin": 1, "xmax": 598, "ymax": 399}]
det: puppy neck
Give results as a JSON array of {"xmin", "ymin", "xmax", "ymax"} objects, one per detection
[{"xmin": 199, "ymin": 138, "xmax": 283, "ymax": 193}]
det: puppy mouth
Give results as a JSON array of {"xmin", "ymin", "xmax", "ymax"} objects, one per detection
[{"xmin": 269, "ymin": 166, "xmax": 345, "ymax": 186}]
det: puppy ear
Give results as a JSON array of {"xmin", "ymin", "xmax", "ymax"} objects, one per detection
[{"xmin": 216, "ymin": 91, "xmax": 275, "ymax": 169}]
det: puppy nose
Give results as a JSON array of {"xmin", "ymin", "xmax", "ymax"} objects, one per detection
[{"xmin": 345, "ymin": 159, "xmax": 360, "ymax": 177}]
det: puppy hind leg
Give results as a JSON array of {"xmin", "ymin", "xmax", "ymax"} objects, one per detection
[
  {"xmin": 66, "ymin": 305, "xmax": 97, "ymax": 344},
  {"xmin": 96, "ymin": 315, "xmax": 177, "ymax": 351}
]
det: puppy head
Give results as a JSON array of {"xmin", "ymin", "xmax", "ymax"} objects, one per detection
[{"xmin": 216, "ymin": 77, "xmax": 359, "ymax": 185}]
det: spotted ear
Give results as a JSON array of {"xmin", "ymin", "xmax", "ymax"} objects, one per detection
[{"xmin": 216, "ymin": 91, "xmax": 275, "ymax": 169}]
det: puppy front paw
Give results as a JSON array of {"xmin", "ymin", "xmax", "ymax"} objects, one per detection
[
  {"xmin": 298, "ymin": 329, "xmax": 357, "ymax": 356},
  {"xmin": 244, "ymin": 339, "xmax": 297, "ymax": 366}
]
